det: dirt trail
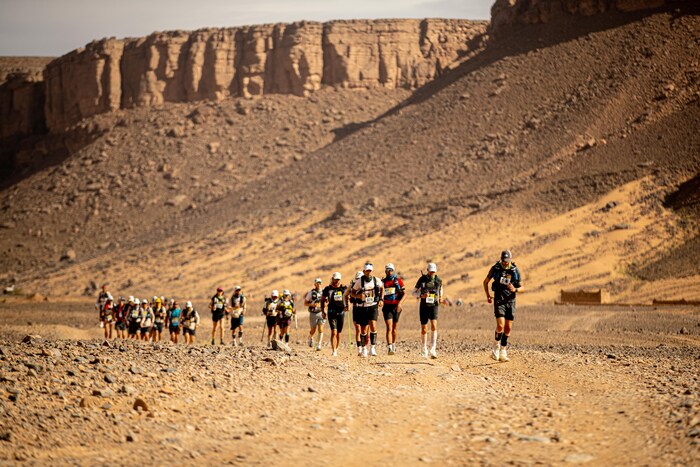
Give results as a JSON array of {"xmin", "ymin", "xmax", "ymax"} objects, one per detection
[{"xmin": 1, "ymin": 303, "xmax": 698, "ymax": 466}]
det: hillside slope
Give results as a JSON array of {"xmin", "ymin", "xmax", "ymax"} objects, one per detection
[{"xmin": 1, "ymin": 4, "xmax": 699, "ymax": 303}]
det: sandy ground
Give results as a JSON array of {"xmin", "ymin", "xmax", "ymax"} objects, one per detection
[{"xmin": 0, "ymin": 299, "xmax": 698, "ymax": 465}]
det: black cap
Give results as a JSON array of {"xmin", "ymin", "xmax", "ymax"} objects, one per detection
[{"xmin": 501, "ymin": 250, "xmax": 512, "ymax": 262}]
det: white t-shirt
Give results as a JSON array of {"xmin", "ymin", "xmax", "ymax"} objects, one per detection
[
  {"xmin": 305, "ymin": 289, "xmax": 322, "ymax": 312},
  {"xmin": 351, "ymin": 275, "xmax": 380, "ymax": 307}
]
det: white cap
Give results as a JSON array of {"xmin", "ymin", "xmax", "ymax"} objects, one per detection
[
  {"xmin": 234, "ymin": 285, "xmax": 241, "ymax": 291},
  {"xmin": 363, "ymin": 263, "xmax": 373, "ymax": 271},
  {"xmin": 128, "ymin": 296, "xmax": 134, "ymax": 303},
  {"xmin": 427, "ymin": 262, "xmax": 437, "ymax": 272},
  {"xmin": 314, "ymin": 278, "xmax": 322, "ymax": 283},
  {"xmin": 186, "ymin": 301, "xmax": 192, "ymax": 308},
  {"xmin": 385, "ymin": 263, "xmax": 395, "ymax": 271},
  {"xmin": 283, "ymin": 289, "xmax": 291, "ymax": 296},
  {"xmin": 332, "ymin": 272, "xmax": 342, "ymax": 280},
  {"xmin": 355, "ymin": 271, "xmax": 363, "ymax": 280},
  {"xmin": 142, "ymin": 298, "xmax": 148, "ymax": 304},
  {"xmin": 271, "ymin": 290, "xmax": 279, "ymax": 297},
  {"xmin": 106, "ymin": 293, "xmax": 113, "ymax": 300},
  {"xmin": 153, "ymin": 295, "xmax": 158, "ymax": 301},
  {"xmin": 134, "ymin": 298, "xmax": 140, "ymax": 305}
]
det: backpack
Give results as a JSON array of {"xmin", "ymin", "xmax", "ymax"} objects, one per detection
[{"xmin": 360, "ymin": 275, "xmax": 381, "ymax": 305}]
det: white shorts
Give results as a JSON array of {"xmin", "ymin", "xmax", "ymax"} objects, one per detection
[{"xmin": 309, "ymin": 311, "xmax": 325, "ymax": 327}]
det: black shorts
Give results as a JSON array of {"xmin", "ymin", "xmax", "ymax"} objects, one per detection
[
  {"xmin": 139, "ymin": 326, "xmax": 151, "ymax": 335},
  {"xmin": 183, "ymin": 327, "xmax": 196, "ymax": 336},
  {"xmin": 115, "ymin": 322, "xmax": 127, "ymax": 331},
  {"xmin": 494, "ymin": 301, "xmax": 515, "ymax": 321},
  {"xmin": 169, "ymin": 325, "xmax": 180, "ymax": 334},
  {"xmin": 266, "ymin": 315, "xmax": 277, "ymax": 328},
  {"xmin": 212, "ymin": 311, "xmax": 225, "ymax": 322},
  {"xmin": 328, "ymin": 312, "xmax": 345, "ymax": 333},
  {"xmin": 128, "ymin": 322, "xmax": 140, "ymax": 335},
  {"xmin": 355, "ymin": 305, "xmax": 377, "ymax": 327},
  {"xmin": 152, "ymin": 323, "xmax": 164, "ymax": 332},
  {"xmin": 382, "ymin": 304, "xmax": 400, "ymax": 322},
  {"xmin": 277, "ymin": 316, "xmax": 292, "ymax": 328},
  {"xmin": 230, "ymin": 315, "xmax": 244, "ymax": 330},
  {"xmin": 419, "ymin": 304, "xmax": 438, "ymax": 325}
]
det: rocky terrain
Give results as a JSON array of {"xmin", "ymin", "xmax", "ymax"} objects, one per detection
[
  {"xmin": 0, "ymin": 302, "xmax": 698, "ymax": 465},
  {"xmin": 1, "ymin": 0, "xmax": 699, "ymax": 464}
]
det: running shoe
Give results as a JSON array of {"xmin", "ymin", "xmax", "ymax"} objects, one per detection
[
  {"xmin": 316, "ymin": 344, "xmax": 322, "ymax": 352},
  {"xmin": 308, "ymin": 338, "xmax": 313, "ymax": 348},
  {"xmin": 357, "ymin": 347, "xmax": 363, "ymax": 356},
  {"xmin": 421, "ymin": 347, "xmax": 429, "ymax": 358},
  {"xmin": 332, "ymin": 350, "xmax": 338, "ymax": 357},
  {"xmin": 362, "ymin": 346, "xmax": 368, "ymax": 358},
  {"xmin": 388, "ymin": 345, "xmax": 395, "ymax": 356},
  {"xmin": 491, "ymin": 343, "xmax": 500, "ymax": 361},
  {"xmin": 430, "ymin": 348, "xmax": 438, "ymax": 359},
  {"xmin": 211, "ymin": 339, "xmax": 215, "ymax": 346},
  {"xmin": 370, "ymin": 345, "xmax": 377, "ymax": 356},
  {"xmin": 499, "ymin": 347, "xmax": 509, "ymax": 362}
]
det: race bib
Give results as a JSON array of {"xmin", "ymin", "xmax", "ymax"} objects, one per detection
[
  {"xmin": 365, "ymin": 296, "xmax": 375, "ymax": 304},
  {"xmin": 384, "ymin": 287, "xmax": 395, "ymax": 296},
  {"xmin": 215, "ymin": 303, "xmax": 223, "ymax": 310},
  {"xmin": 231, "ymin": 309, "xmax": 241, "ymax": 318},
  {"xmin": 333, "ymin": 291, "xmax": 343, "ymax": 301},
  {"xmin": 499, "ymin": 276, "xmax": 511, "ymax": 285},
  {"xmin": 425, "ymin": 294, "xmax": 435, "ymax": 304}
]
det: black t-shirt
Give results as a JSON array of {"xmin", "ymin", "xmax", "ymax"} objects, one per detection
[
  {"xmin": 414, "ymin": 274, "xmax": 442, "ymax": 307},
  {"xmin": 487, "ymin": 262, "xmax": 522, "ymax": 303},
  {"xmin": 322, "ymin": 285, "xmax": 347, "ymax": 313}
]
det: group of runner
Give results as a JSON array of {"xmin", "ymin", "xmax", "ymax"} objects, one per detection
[{"xmin": 95, "ymin": 250, "xmax": 523, "ymax": 361}]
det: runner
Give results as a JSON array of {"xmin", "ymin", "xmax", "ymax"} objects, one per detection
[
  {"xmin": 321, "ymin": 272, "xmax": 347, "ymax": 356},
  {"xmin": 139, "ymin": 298, "xmax": 154, "ymax": 341},
  {"xmin": 276, "ymin": 290, "xmax": 296, "ymax": 345},
  {"xmin": 304, "ymin": 278, "xmax": 325, "ymax": 351},
  {"xmin": 166, "ymin": 300, "xmax": 182, "ymax": 344},
  {"xmin": 182, "ymin": 301, "xmax": 200, "ymax": 345},
  {"xmin": 229, "ymin": 286, "xmax": 246, "ymax": 347},
  {"xmin": 150, "ymin": 297, "xmax": 166, "ymax": 342},
  {"xmin": 413, "ymin": 263, "xmax": 444, "ymax": 359},
  {"xmin": 127, "ymin": 297, "xmax": 141, "ymax": 339},
  {"xmin": 114, "ymin": 296, "xmax": 128, "ymax": 339},
  {"xmin": 382, "ymin": 263, "xmax": 406, "ymax": 355},
  {"xmin": 101, "ymin": 294, "xmax": 115, "ymax": 339},
  {"xmin": 483, "ymin": 249, "xmax": 524, "ymax": 362},
  {"xmin": 350, "ymin": 263, "xmax": 383, "ymax": 357},
  {"xmin": 344, "ymin": 271, "xmax": 364, "ymax": 356},
  {"xmin": 209, "ymin": 287, "xmax": 227, "ymax": 345},
  {"xmin": 95, "ymin": 284, "xmax": 110, "ymax": 327},
  {"xmin": 262, "ymin": 290, "xmax": 281, "ymax": 348}
]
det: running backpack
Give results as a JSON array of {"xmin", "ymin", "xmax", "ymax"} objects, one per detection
[{"xmin": 360, "ymin": 275, "xmax": 381, "ymax": 304}]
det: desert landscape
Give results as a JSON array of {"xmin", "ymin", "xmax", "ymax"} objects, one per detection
[{"xmin": 1, "ymin": 0, "xmax": 699, "ymax": 464}]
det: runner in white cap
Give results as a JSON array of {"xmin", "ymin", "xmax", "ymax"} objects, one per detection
[
  {"xmin": 304, "ymin": 278, "xmax": 325, "ymax": 351},
  {"xmin": 350, "ymin": 263, "xmax": 384, "ymax": 357},
  {"xmin": 413, "ymin": 262, "xmax": 444, "ymax": 358},
  {"xmin": 321, "ymin": 272, "xmax": 348, "ymax": 356}
]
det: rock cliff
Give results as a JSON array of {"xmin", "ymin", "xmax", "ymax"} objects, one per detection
[
  {"xmin": 41, "ymin": 19, "xmax": 486, "ymax": 131},
  {"xmin": 490, "ymin": 0, "xmax": 674, "ymax": 34}
]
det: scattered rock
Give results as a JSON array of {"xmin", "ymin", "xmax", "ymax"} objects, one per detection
[
  {"xmin": 92, "ymin": 388, "xmax": 115, "ymax": 398},
  {"xmin": 21, "ymin": 335, "xmax": 41, "ymax": 344},
  {"xmin": 129, "ymin": 366, "xmax": 143, "ymax": 375},
  {"xmin": 679, "ymin": 327, "xmax": 689, "ymax": 335},
  {"xmin": 79, "ymin": 396, "xmax": 101, "ymax": 408},
  {"xmin": 271, "ymin": 340, "xmax": 291, "ymax": 353},
  {"xmin": 60, "ymin": 249, "xmax": 76, "ymax": 262},
  {"xmin": 126, "ymin": 433, "xmax": 138, "ymax": 442},
  {"xmin": 564, "ymin": 453, "xmax": 595, "ymax": 463},
  {"xmin": 133, "ymin": 398, "xmax": 149, "ymax": 412}
]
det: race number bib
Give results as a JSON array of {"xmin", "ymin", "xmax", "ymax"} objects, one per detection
[
  {"xmin": 231, "ymin": 309, "xmax": 241, "ymax": 318},
  {"xmin": 365, "ymin": 296, "xmax": 375, "ymax": 304},
  {"xmin": 499, "ymin": 276, "xmax": 511, "ymax": 285},
  {"xmin": 333, "ymin": 291, "xmax": 343, "ymax": 302},
  {"xmin": 215, "ymin": 303, "xmax": 223, "ymax": 310},
  {"xmin": 384, "ymin": 287, "xmax": 395, "ymax": 296},
  {"xmin": 425, "ymin": 294, "xmax": 435, "ymax": 304}
]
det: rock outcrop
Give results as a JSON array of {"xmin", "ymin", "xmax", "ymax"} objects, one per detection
[
  {"xmin": 0, "ymin": 72, "xmax": 45, "ymax": 140},
  {"xmin": 41, "ymin": 19, "xmax": 486, "ymax": 132},
  {"xmin": 490, "ymin": 0, "xmax": 671, "ymax": 34}
]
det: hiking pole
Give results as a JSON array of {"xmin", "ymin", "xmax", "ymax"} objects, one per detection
[{"xmin": 260, "ymin": 314, "xmax": 266, "ymax": 343}]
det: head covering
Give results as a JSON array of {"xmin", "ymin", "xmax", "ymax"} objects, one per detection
[
  {"xmin": 501, "ymin": 250, "xmax": 512, "ymax": 263},
  {"xmin": 427, "ymin": 263, "xmax": 437, "ymax": 273}
]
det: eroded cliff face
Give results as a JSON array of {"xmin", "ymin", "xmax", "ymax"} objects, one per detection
[
  {"xmin": 42, "ymin": 19, "xmax": 486, "ymax": 132},
  {"xmin": 490, "ymin": 0, "xmax": 669, "ymax": 34}
]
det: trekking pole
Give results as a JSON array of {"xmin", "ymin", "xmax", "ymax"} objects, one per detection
[
  {"xmin": 347, "ymin": 308, "xmax": 352, "ymax": 346},
  {"xmin": 260, "ymin": 314, "xmax": 266, "ymax": 342}
]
